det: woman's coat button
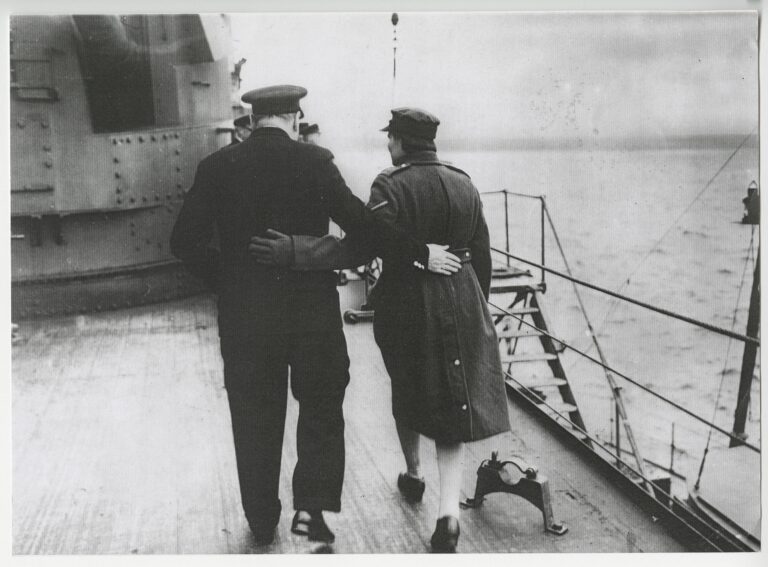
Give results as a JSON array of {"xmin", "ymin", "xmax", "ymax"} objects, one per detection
[{"xmin": 454, "ymin": 359, "xmax": 460, "ymax": 366}]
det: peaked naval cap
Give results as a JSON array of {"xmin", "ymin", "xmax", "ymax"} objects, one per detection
[{"xmin": 241, "ymin": 85, "xmax": 307, "ymax": 118}]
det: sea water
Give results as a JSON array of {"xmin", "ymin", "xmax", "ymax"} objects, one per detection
[{"xmin": 333, "ymin": 141, "xmax": 760, "ymax": 482}]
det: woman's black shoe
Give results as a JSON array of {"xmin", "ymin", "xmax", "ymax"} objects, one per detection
[
  {"xmin": 397, "ymin": 473, "xmax": 425, "ymax": 503},
  {"xmin": 430, "ymin": 516, "xmax": 460, "ymax": 553}
]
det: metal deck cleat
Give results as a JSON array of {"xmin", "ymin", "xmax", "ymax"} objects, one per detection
[{"xmin": 461, "ymin": 451, "xmax": 568, "ymax": 535}]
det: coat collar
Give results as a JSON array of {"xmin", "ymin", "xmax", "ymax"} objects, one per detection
[
  {"xmin": 393, "ymin": 150, "xmax": 439, "ymax": 166},
  {"xmin": 249, "ymin": 127, "xmax": 291, "ymax": 140}
]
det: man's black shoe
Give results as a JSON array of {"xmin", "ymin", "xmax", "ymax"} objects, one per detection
[
  {"xmin": 292, "ymin": 510, "xmax": 335, "ymax": 544},
  {"xmin": 291, "ymin": 511, "xmax": 310, "ymax": 536},
  {"xmin": 397, "ymin": 472, "xmax": 425, "ymax": 503},
  {"xmin": 430, "ymin": 515, "xmax": 460, "ymax": 553}
]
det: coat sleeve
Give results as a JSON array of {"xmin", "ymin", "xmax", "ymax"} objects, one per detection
[
  {"xmin": 468, "ymin": 194, "xmax": 492, "ymax": 300},
  {"xmin": 318, "ymin": 153, "xmax": 428, "ymax": 271},
  {"xmin": 170, "ymin": 158, "xmax": 221, "ymax": 291},
  {"xmin": 291, "ymin": 174, "xmax": 402, "ymax": 271},
  {"xmin": 292, "ymin": 233, "xmax": 374, "ymax": 271}
]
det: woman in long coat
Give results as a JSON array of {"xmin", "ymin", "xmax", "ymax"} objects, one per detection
[
  {"xmin": 368, "ymin": 109, "xmax": 509, "ymax": 552},
  {"xmin": 250, "ymin": 107, "xmax": 510, "ymax": 552}
]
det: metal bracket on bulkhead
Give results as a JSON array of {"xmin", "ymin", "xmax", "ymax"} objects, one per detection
[{"xmin": 461, "ymin": 451, "xmax": 568, "ymax": 536}]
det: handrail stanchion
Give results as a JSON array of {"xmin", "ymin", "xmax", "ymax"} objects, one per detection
[
  {"xmin": 540, "ymin": 196, "xmax": 545, "ymax": 287},
  {"xmin": 504, "ymin": 190, "xmax": 510, "ymax": 267},
  {"xmin": 615, "ymin": 395, "xmax": 622, "ymax": 467}
]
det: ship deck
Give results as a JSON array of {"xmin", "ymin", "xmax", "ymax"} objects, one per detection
[{"xmin": 12, "ymin": 287, "xmax": 686, "ymax": 554}]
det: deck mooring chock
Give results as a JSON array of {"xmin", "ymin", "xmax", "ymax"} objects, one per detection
[{"xmin": 460, "ymin": 451, "xmax": 568, "ymax": 535}]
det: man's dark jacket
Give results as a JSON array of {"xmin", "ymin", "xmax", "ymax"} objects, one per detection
[{"xmin": 170, "ymin": 127, "xmax": 428, "ymax": 336}]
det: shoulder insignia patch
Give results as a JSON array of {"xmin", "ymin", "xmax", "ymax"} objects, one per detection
[{"xmin": 368, "ymin": 200, "xmax": 389, "ymax": 212}]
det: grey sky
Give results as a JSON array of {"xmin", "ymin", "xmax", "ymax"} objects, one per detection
[{"xmin": 233, "ymin": 11, "xmax": 757, "ymax": 148}]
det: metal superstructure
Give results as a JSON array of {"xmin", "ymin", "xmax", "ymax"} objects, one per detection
[{"xmin": 11, "ymin": 15, "xmax": 235, "ymax": 318}]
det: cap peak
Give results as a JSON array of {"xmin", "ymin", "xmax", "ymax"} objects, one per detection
[{"xmin": 241, "ymin": 85, "xmax": 307, "ymax": 117}]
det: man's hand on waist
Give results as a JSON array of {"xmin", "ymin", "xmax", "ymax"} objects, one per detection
[
  {"xmin": 426, "ymin": 244, "xmax": 461, "ymax": 275},
  {"xmin": 249, "ymin": 229, "xmax": 295, "ymax": 267}
]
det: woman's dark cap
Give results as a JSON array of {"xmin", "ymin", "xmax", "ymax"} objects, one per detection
[{"xmin": 381, "ymin": 107, "xmax": 440, "ymax": 140}]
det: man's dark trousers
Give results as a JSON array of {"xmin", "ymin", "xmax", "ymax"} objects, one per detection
[{"xmin": 220, "ymin": 312, "xmax": 350, "ymax": 531}]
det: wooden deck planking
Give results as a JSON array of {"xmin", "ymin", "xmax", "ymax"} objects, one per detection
[{"xmin": 12, "ymin": 293, "xmax": 685, "ymax": 554}]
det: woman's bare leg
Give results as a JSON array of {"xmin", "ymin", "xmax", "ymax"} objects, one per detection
[
  {"xmin": 435, "ymin": 440, "xmax": 465, "ymax": 518},
  {"xmin": 395, "ymin": 421, "xmax": 422, "ymax": 479}
]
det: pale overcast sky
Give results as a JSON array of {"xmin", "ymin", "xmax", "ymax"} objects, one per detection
[{"xmin": 231, "ymin": 11, "xmax": 758, "ymax": 149}]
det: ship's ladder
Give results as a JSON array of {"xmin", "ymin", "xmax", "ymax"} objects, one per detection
[
  {"xmin": 485, "ymin": 190, "xmax": 658, "ymax": 494},
  {"xmin": 488, "ymin": 271, "xmax": 591, "ymax": 447}
]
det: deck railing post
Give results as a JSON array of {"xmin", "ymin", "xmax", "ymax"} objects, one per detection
[
  {"xmin": 615, "ymin": 396, "xmax": 621, "ymax": 467},
  {"xmin": 540, "ymin": 196, "xmax": 545, "ymax": 286},
  {"xmin": 504, "ymin": 191, "xmax": 510, "ymax": 267},
  {"xmin": 670, "ymin": 423, "xmax": 676, "ymax": 476}
]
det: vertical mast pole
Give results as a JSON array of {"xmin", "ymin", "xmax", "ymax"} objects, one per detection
[{"xmin": 731, "ymin": 247, "xmax": 760, "ymax": 446}]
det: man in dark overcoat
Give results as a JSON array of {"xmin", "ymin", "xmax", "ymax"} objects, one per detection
[
  {"xmin": 170, "ymin": 89, "xmax": 460, "ymax": 546},
  {"xmin": 250, "ymin": 107, "xmax": 510, "ymax": 552}
]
